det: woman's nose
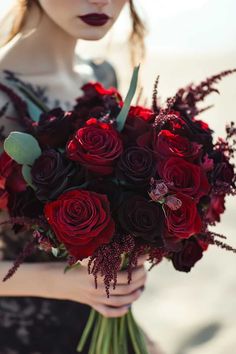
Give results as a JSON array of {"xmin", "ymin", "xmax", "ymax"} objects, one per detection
[{"xmin": 87, "ymin": 0, "xmax": 111, "ymax": 7}]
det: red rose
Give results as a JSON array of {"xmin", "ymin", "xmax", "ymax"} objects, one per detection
[
  {"xmin": 67, "ymin": 118, "xmax": 123, "ymax": 175},
  {"xmin": 156, "ymin": 130, "xmax": 202, "ymax": 160},
  {"xmin": 205, "ymin": 194, "xmax": 225, "ymax": 225},
  {"xmin": 44, "ymin": 189, "xmax": 115, "ymax": 260},
  {"xmin": 159, "ymin": 157, "xmax": 210, "ymax": 201},
  {"xmin": 164, "ymin": 193, "xmax": 202, "ymax": 239},
  {"xmin": 0, "ymin": 151, "xmax": 26, "ymax": 195},
  {"xmin": 128, "ymin": 106, "xmax": 154, "ymax": 122}
]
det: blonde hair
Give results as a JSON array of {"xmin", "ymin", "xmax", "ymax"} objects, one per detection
[{"xmin": 1, "ymin": 0, "xmax": 147, "ymax": 64}]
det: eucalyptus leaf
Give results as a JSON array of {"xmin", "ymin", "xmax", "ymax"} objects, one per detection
[
  {"xmin": 116, "ymin": 65, "xmax": 140, "ymax": 132},
  {"xmin": 4, "ymin": 132, "xmax": 42, "ymax": 165},
  {"xmin": 22, "ymin": 164, "xmax": 36, "ymax": 190}
]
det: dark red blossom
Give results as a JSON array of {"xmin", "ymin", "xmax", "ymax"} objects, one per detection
[
  {"xmin": 67, "ymin": 118, "xmax": 123, "ymax": 175},
  {"xmin": 171, "ymin": 237, "xmax": 204, "ymax": 272},
  {"xmin": 44, "ymin": 189, "xmax": 115, "ymax": 260},
  {"xmin": 164, "ymin": 193, "xmax": 202, "ymax": 240},
  {"xmin": 159, "ymin": 157, "xmax": 210, "ymax": 201}
]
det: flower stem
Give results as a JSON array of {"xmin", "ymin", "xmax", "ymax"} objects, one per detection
[
  {"xmin": 96, "ymin": 315, "xmax": 108, "ymax": 354},
  {"xmin": 77, "ymin": 309, "xmax": 96, "ymax": 352},
  {"xmin": 129, "ymin": 311, "xmax": 150, "ymax": 354},
  {"xmin": 119, "ymin": 315, "xmax": 129, "ymax": 354},
  {"xmin": 89, "ymin": 315, "xmax": 102, "ymax": 354},
  {"xmin": 127, "ymin": 310, "xmax": 143, "ymax": 354}
]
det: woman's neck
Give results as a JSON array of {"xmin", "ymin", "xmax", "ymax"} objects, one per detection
[{"xmin": 0, "ymin": 5, "xmax": 78, "ymax": 77}]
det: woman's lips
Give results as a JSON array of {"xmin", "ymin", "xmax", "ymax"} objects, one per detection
[{"xmin": 79, "ymin": 13, "xmax": 110, "ymax": 27}]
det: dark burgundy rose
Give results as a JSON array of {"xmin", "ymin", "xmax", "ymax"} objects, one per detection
[
  {"xmin": 171, "ymin": 237, "xmax": 203, "ymax": 272},
  {"xmin": 67, "ymin": 118, "xmax": 123, "ymax": 175},
  {"xmin": 117, "ymin": 146, "xmax": 155, "ymax": 187},
  {"xmin": 191, "ymin": 118, "xmax": 213, "ymax": 150},
  {"xmin": 159, "ymin": 157, "xmax": 210, "ymax": 201},
  {"xmin": 123, "ymin": 116, "xmax": 152, "ymax": 145},
  {"xmin": 87, "ymin": 180, "xmax": 125, "ymax": 212},
  {"xmin": 31, "ymin": 150, "xmax": 83, "ymax": 201},
  {"xmin": 35, "ymin": 108, "xmax": 74, "ymax": 148},
  {"xmin": 74, "ymin": 82, "xmax": 122, "ymax": 120},
  {"xmin": 44, "ymin": 189, "xmax": 115, "ymax": 260},
  {"xmin": 8, "ymin": 187, "xmax": 44, "ymax": 221},
  {"xmin": 213, "ymin": 161, "xmax": 234, "ymax": 186},
  {"xmin": 205, "ymin": 194, "xmax": 226, "ymax": 225},
  {"xmin": 164, "ymin": 193, "xmax": 202, "ymax": 240},
  {"xmin": 118, "ymin": 195, "xmax": 164, "ymax": 245}
]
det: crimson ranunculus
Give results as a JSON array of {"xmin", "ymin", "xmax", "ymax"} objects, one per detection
[
  {"xmin": 67, "ymin": 118, "xmax": 123, "ymax": 175},
  {"xmin": 118, "ymin": 195, "xmax": 164, "ymax": 245},
  {"xmin": 164, "ymin": 193, "xmax": 202, "ymax": 239},
  {"xmin": 117, "ymin": 146, "xmax": 155, "ymax": 187},
  {"xmin": 205, "ymin": 194, "xmax": 225, "ymax": 225},
  {"xmin": 44, "ymin": 189, "xmax": 115, "ymax": 260},
  {"xmin": 35, "ymin": 108, "xmax": 74, "ymax": 148},
  {"xmin": 171, "ymin": 237, "xmax": 203, "ymax": 272},
  {"xmin": 159, "ymin": 157, "xmax": 210, "ymax": 201}
]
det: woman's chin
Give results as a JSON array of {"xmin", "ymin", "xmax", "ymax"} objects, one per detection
[{"xmin": 71, "ymin": 27, "xmax": 110, "ymax": 41}]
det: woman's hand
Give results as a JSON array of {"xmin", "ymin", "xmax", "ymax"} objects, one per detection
[{"xmin": 50, "ymin": 255, "xmax": 148, "ymax": 318}]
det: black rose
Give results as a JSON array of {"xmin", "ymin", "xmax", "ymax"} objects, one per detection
[
  {"xmin": 171, "ymin": 238, "xmax": 203, "ymax": 272},
  {"xmin": 74, "ymin": 82, "xmax": 122, "ymax": 121},
  {"xmin": 213, "ymin": 161, "xmax": 234, "ymax": 185},
  {"xmin": 31, "ymin": 150, "xmax": 84, "ymax": 201},
  {"xmin": 35, "ymin": 108, "xmax": 74, "ymax": 148},
  {"xmin": 117, "ymin": 147, "xmax": 155, "ymax": 187},
  {"xmin": 8, "ymin": 187, "xmax": 44, "ymax": 232},
  {"xmin": 118, "ymin": 195, "xmax": 164, "ymax": 245}
]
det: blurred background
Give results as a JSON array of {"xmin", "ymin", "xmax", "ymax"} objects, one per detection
[{"xmin": 1, "ymin": 1, "xmax": 236, "ymax": 353}]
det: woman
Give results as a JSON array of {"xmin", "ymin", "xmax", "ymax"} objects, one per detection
[{"xmin": 0, "ymin": 1, "xmax": 163, "ymax": 353}]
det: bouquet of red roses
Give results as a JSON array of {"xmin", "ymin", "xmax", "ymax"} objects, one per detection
[{"xmin": 0, "ymin": 67, "xmax": 236, "ymax": 354}]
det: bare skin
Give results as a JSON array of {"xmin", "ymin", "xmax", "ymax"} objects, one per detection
[{"xmin": 0, "ymin": 0, "xmax": 148, "ymax": 318}]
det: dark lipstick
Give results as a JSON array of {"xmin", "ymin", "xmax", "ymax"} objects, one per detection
[{"xmin": 79, "ymin": 13, "xmax": 110, "ymax": 27}]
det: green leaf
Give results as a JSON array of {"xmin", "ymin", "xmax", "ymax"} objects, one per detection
[
  {"xmin": 4, "ymin": 132, "xmax": 42, "ymax": 165},
  {"xmin": 64, "ymin": 262, "xmax": 81, "ymax": 274},
  {"xmin": 116, "ymin": 65, "xmax": 140, "ymax": 132},
  {"xmin": 22, "ymin": 164, "xmax": 36, "ymax": 190}
]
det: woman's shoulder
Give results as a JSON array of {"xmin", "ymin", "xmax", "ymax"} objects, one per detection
[{"xmin": 75, "ymin": 56, "xmax": 118, "ymax": 89}]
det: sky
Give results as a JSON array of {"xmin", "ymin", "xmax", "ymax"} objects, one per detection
[{"xmin": 1, "ymin": 0, "xmax": 236, "ymax": 54}]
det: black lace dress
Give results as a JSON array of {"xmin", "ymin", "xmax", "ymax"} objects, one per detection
[{"xmin": 0, "ymin": 61, "xmax": 120, "ymax": 354}]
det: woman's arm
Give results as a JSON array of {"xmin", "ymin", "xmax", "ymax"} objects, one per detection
[{"xmin": 0, "ymin": 259, "xmax": 147, "ymax": 318}]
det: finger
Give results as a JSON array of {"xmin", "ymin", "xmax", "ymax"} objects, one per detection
[
  {"xmin": 99, "ymin": 288, "xmax": 143, "ymax": 308},
  {"xmin": 137, "ymin": 254, "xmax": 149, "ymax": 266},
  {"xmin": 92, "ymin": 304, "xmax": 129, "ymax": 318},
  {"xmin": 109, "ymin": 275, "xmax": 147, "ymax": 296},
  {"xmin": 115, "ymin": 266, "xmax": 147, "ymax": 285}
]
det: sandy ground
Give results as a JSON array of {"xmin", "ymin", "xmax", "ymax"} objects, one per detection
[
  {"xmin": 95, "ymin": 46, "xmax": 236, "ymax": 354},
  {"xmin": 130, "ymin": 50, "xmax": 236, "ymax": 354}
]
